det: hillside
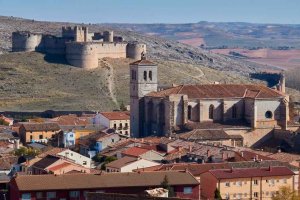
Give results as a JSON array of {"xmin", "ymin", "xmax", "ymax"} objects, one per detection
[
  {"xmin": 109, "ymin": 22, "xmax": 300, "ymax": 49},
  {"xmin": 0, "ymin": 16, "xmax": 299, "ymax": 111}
]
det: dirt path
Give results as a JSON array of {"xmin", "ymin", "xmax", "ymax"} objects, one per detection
[{"xmin": 99, "ymin": 59, "xmax": 119, "ymax": 107}]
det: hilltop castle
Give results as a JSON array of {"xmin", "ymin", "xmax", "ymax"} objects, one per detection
[{"xmin": 11, "ymin": 26, "xmax": 146, "ymax": 69}]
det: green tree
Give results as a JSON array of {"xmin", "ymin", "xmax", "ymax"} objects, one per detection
[
  {"xmin": 100, "ymin": 156, "xmax": 117, "ymax": 170},
  {"xmin": 119, "ymin": 102, "xmax": 127, "ymax": 111},
  {"xmin": 214, "ymin": 188, "xmax": 222, "ymax": 200},
  {"xmin": 272, "ymin": 186, "xmax": 300, "ymax": 200},
  {"xmin": 14, "ymin": 147, "xmax": 40, "ymax": 157},
  {"xmin": 0, "ymin": 118, "xmax": 9, "ymax": 126},
  {"xmin": 160, "ymin": 175, "xmax": 175, "ymax": 197}
]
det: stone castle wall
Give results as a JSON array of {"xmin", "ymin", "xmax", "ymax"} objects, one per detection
[
  {"xmin": 12, "ymin": 27, "xmax": 146, "ymax": 69},
  {"xmin": 12, "ymin": 32, "xmax": 43, "ymax": 52},
  {"xmin": 66, "ymin": 42, "xmax": 128, "ymax": 69},
  {"xmin": 127, "ymin": 42, "xmax": 146, "ymax": 60}
]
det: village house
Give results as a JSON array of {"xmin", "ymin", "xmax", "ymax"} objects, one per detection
[
  {"xmin": 30, "ymin": 155, "xmax": 92, "ymax": 175},
  {"xmin": 98, "ymin": 111, "xmax": 130, "ymax": 137},
  {"xmin": 105, "ymin": 156, "xmax": 160, "ymax": 173},
  {"xmin": 200, "ymin": 166, "xmax": 296, "ymax": 200},
  {"xmin": 121, "ymin": 146, "xmax": 165, "ymax": 162},
  {"xmin": 52, "ymin": 114, "xmax": 105, "ymax": 147},
  {"xmin": 10, "ymin": 171, "xmax": 200, "ymax": 200},
  {"xmin": 78, "ymin": 132, "xmax": 120, "ymax": 157},
  {"xmin": 17, "ymin": 122, "xmax": 61, "ymax": 144},
  {"xmin": 57, "ymin": 149, "xmax": 92, "ymax": 167}
]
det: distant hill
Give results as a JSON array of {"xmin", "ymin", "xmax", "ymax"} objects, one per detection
[
  {"xmin": 0, "ymin": 16, "xmax": 299, "ymax": 111},
  {"xmin": 108, "ymin": 22, "xmax": 300, "ymax": 49}
]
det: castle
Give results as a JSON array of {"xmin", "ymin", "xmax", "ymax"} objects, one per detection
[
  {"xmin": 12, "ymin": 26, "xmax": 146, "ymax": 69},
  {"xmin": 130, "ymin": 56, "xmax": 290, "ymax": 147}
]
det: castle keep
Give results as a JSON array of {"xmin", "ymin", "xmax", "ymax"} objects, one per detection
[{"xmin": 12, "ymin": 26, "xmax": 146, "ymax": 69}]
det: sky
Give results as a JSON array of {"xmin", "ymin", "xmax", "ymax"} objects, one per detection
[{"xmin": 0, "ymin": 0, "xmax": 299, "ymax": 24}]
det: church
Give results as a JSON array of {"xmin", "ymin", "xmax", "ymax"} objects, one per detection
[{"xmin": 130, "ymin": 56, "xmax": 289, "ymax": 138}]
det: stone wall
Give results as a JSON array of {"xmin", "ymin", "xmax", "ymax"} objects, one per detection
[
  {"xmin": 12, "ymin": 31, "xmax": 43, "ymax": 52},
  {"xmin": 127, "ymin": 42, "xmax": 147, "ymax": 60}
]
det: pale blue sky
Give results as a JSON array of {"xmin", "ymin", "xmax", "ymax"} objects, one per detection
[{"xmin": 0, "ymin": 0, "xmax": 299, "ymax": 24}]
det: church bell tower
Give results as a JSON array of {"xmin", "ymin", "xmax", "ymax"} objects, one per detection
[{"xmin": 129, "ymin": 54, "xmax": 158, "ymax": 138}]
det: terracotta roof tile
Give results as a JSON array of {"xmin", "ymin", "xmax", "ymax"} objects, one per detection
[
  {"xmin": 209, "ymin": 166, "xmax": 294, "ymax": 179},
  {"xmin": 147, "ymin": 84, "xmax": 283, "ymax": 99},
  {"xmin": 13, "ymin": 171, "xmax": 199, "ymax": 191},
  {"xmin": 47, "ymin": 162, "xmax": 71, "ymax": 172},
  {"xmin": 21, "ymin": 123, "xmax": 60, "ymax": 132},
  {"xmin": 100, "ymin": 112, "xmax": 130, "ymax": 120},
  {"xmin": 106, "ymin": 156, "xmax": 137, "ymax": 169},
  {"xmin": 130, "ymin": 59, "xmax": 156, "ymax": 66},
  {"xmin": 122, "ymin": 147, "xmax": 151, "ymax": 157}
]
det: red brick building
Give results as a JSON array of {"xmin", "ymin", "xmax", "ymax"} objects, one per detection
[{"xmin": 9, "ymin": 171, "xmax": 200, "ymax": 200}]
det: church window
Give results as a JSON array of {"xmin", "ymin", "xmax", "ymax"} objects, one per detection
[
  {"xmin": 149, "ymin": 71, "xmax": 152, "ymax": 81},
  {"xmin": 209, "ymin": 104, "xmax": 214, "ymax": 120},
  {"xmin": 131, "ymin": 70, "xmax": 136, "ymax": 80},
  {"xmin": 232, "ymin": 105, "xmax": 237, "ymax": 118},
  {"xmin": 188, "ymin": 105, "xmax": 192, "ymax": 120},
  {"xmin": 144, "ymin": 71, "xmax": 147, "ymax": 81},
  {"xmin": 265, "ymin": 111, "xmax": 273, "ymax": 119}
]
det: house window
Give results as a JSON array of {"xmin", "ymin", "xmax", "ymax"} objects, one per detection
[
  {"xmin": 113, "ymin": 124, "xmax": 117, "ymax": 129},
  {"xmin": 21, "ymin": 193, "xmax": 31, "ymax": 200},
  {"xmin": 209, "ymin": 104, "xmax": 214, "ymax": 120},
  {"xmin": 144, "ymin": 71, "xmax": 147, "ymax": 81},
  {"xmin": 112, "ymin": 139, "xmax": 115, "ymax": 143},
  {"xmin": 83, "ymin": 161, "xmax": 87, "ymax": 165},
  {"xmin": 265, "ymin": 111, "xmax": 273, "ymax": 119},
  {"xmin": 225, "ymin": 182, "xmax": 230, "ymax": 187},
  {"xmin": 39, "ymin": 135, "xmax": 43, "ymax": 139},
  {"xmin": 69, "ymin": 191, "xmax": 80, "ymax": 198},
  {"xmin": 254, "ymin": 179, "xmax": 258, "ymax": 185},
  {"xmin": 183, "ymin": 187, "xmax": 192, "ymax": 194},
  {"xmin": 232, "ymin": 105, "xmax": 237, "ymax": 118},
  {"xmin": 254, "ymin": 192, "xmax": 259, "ymax": 197},
  {"xmin": 188, "ymin": 105, "xmax": 192, "ymax": 120},
  {"xmin": 30, "ymin": 135, "xmax": 33, "ymax": 140},
  {"xmin": 125, "ymin": 131, "xmax": 128, "ymax": 135},
  {"xmin": 36, "ymin": 192, "xmax": 43, "ymax": 199},
  {"xmin": 283, "ymin": 178, "xmax": 287, "ymax": 183},
  {"xmin": 125, "ymin": 123, "xmax": 128, "ymax": 127},
  {"xmin": 237, "ymin": 181, "xmax": 242, "ymax": 186},
  {"xmin": 119, "ymin": 123, "xmax": 122, "ymax": 128},
  {"xmin": 149, "ymin": 71, "xmax": 152, "ymax": 81},
  {"xmin": 46, "ymin": 192, "xmax": 56, "ymax": 199}
]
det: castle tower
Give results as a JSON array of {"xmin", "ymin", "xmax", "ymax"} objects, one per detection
[{"xmin": 130, "ymin": 53, "xmax": 158, "ymax": 138}]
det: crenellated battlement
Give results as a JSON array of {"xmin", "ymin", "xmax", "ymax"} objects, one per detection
[{"xmin": 11, "ymin": 26, "xmax": 146, "ymax": 68}]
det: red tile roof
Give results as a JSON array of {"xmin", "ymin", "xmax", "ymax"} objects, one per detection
[
  {"xmin": 147, "ymin": 84, "xmax": 284, "ymax": 99},
  {"xmin": 209, "ymin": 166, "xmax": 294, "ymax": 179},
  {"xmin": 122, "ymin": 147, "xmax": 150, "ymax": 157},
  {"xmin": 47, "ymin": 162, "xmax": 71, "ymax": 172},
  {"xmin": 100, "ymin": 112, "xmax": 130, "ymax": 120},
  {"xmin": 130, "ymin": 59, "xmax": 156, "ymax": 66},
  {"xmin": 13, "ymin": 171, "xmax": 199, "ymax": 191}
]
